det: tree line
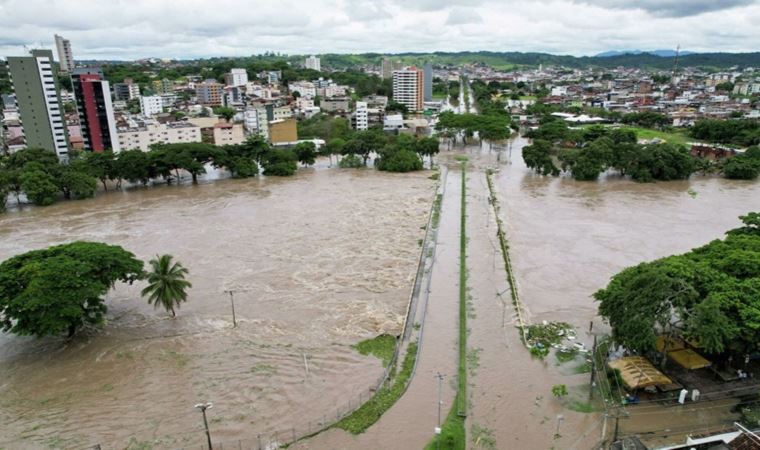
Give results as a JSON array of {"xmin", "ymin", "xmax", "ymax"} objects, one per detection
[
  {"xmin": 689, "ymin": 119, "xmax": 760, "ymax": 147},
  {"xmin": 0, "ymin": 242, "xmax": 192, "ymax": 338},
  {"xmin": 523, "ymin": 120, "xmax": 760, "ymax": 181},
  {"xmin": 0, "ymin": 138, "xmax": 309, "ymax": 212},
  {"xmin": 435, "ymin": 111, "xmax": 512, "ymax": 148},
  {"xmin": 595, "ymin": 212, "xmax": 760, "ymax": 365},
  {"xmin": 0, "ymin": 131, "xmax": 440, "ymax": 212}
]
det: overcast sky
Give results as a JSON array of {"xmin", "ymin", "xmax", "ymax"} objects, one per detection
[{"xmin": 0, "ymin": 0, "xmax": 758, "ymax": 60}]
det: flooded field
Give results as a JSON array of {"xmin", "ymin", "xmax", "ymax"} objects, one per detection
[
  {"xmin": 0, "ymin": 167, "xmax": 434, "ymax": 449},
  {"xmin": 498, "ymin": 137, "xmax": 760, "ymax": 330}
]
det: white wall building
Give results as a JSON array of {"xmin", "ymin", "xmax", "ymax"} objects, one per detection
[
  {"xmin": 225, "ymin": 68, "xmax": 248, "ymax": 87},
  {"xmin": 289, "ymin": 81, "xmax": 316, "ymax": 99},
  {"xmin": 244, "ymin": 107, "xmax": 268, "ymax": 139},
  {"xmin": 305, "ymin": 55, "xmax": 321, "ymax": 72},
  {"xmin": 117, "ymin": 121, "xmax": 201, "ymax": 151},
  {"xmin": 353, "ymin": 101, "xmax": 368, "ymax": 130},
  {"xmin": 54, "ymin": 34, "xmax": 74, "ymax": 73},
  {"xmin": 140, "ymin": 96, "xmax": 163, "ymax": 117}
]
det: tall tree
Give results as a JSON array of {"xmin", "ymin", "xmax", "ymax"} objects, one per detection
[
  {"xmin": 0, "ymin": 242, "xmax": 144, "ymax": 337},
  {"xmin": 141, "ymin": 254, "xmax": 192, "ymax": 318}
]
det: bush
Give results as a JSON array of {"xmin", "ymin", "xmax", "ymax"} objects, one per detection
[
  {"xmin": 338, "ymin": 154, "xmax": 364, "ymax": 168},
  {"xmin": 261, "ymin": 149, "xmax": 298, "ymax": 176},
  {"xmin": 376, "ymin": 149, "xmax": 423, "ymax": 172}
]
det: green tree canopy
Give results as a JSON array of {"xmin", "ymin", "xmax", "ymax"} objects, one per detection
[
  {"xmin": 595, "ymin": 213, "xmax": 760, "ymax": 359},
  {"xmin": 0, "ymin": 242, "xmax": 144, "ymax": 337}
]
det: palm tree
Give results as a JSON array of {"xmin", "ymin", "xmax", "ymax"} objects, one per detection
[{"xmin": 141, "ymin": 254, "xmax": 192, "ymax": 317}]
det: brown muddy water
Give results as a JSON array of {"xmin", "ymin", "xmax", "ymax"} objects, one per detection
[
  {"xmin": 498, "ymin": 137, "xmax": 760, "ymax": 330},
  {"xmin": 0, "ymin": 167, "xmax": 434, "ymax": 449}
]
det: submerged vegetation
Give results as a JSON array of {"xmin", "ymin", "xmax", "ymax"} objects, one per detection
[
  {"xmin": 595, "ymin": 212, "xmax": 760, "ymax": 358},
  {"xmin": 335, "ymin": 341, "xmax": 417, "ymax": 434}
]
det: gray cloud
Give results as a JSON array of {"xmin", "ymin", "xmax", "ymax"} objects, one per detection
[
  {"xmin": 0, "ymin": 0, "xmax": 757, "ymax": 60},
  {"xmin": 572, "ymin": 0, "xmax": 757, "ymax": 17},
  {"xmin": 445, "ymin": 7, "xmax": 483, "ymax": 25}
]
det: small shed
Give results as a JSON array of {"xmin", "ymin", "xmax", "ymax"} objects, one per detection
[{"xmin": 608, "ymin": 356, "xmax": 673, "ymax": 390}]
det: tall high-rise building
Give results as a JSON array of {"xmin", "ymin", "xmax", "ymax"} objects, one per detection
[
  {"xmin": 423, "ymin": 63, "xmax": 433, "ymax": 102},
  {"xmin": 54, "ymin": 34, "xmax": 75, "ymax": 73},
  {"xmin": 71, "ymin": 68, "xmax": 119, "ymax": 153},
  {"xmin": 392, "ymin": 67, "xmax": 424, "ymax": 113},
  {"xmin": 7, "ymin": 49, "xmax": 70, "ymax": 159},
  {"xmin": 225, "ymin": 68, "xmax": 248, "ymax": 87},
  {"xmin": 305, "ymin": 55, "xmax": 321, "ymax": 72},
  {"xmin": 381, "ymin": 58, "xmax": 403, "ymax": 79}
]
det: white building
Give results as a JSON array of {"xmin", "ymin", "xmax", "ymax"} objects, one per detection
[
  {"xmin": 289, "ymin": 81, "xmax": 316, "ymax": 99},
  {"xmin": 392, "ymin": 67, "xmax": 424, "ymax": 112},
  {"xmin": 140, "ymin": 96, "xmax": 163, "ymax": 117},
  {"xmin": 384, "ymin": 114, "xmax": 404, "ymax": 131},
  {"xmin": 353, "ymin": 101, "xmax": 368, "ymax": 130},
  {"xmin": 244, "ymin": 107, "xmax": 268, "ymax": 139},
  {"xmin": 225, "ymin": 68, "xmax": 248, "ymax": 87},
  {"xmin": 54, "ymin": 34, "xmax": 74, "ymax": 73},
  {"xmin": 117, "ymin": 121, "xmax": 201, "ymax": 151},
  {"xmin": 305, "ymin": 55, "xmax": 321, "ymax": 72}
]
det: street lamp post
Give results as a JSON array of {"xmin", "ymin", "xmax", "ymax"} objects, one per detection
[
  {"xmin": 435, "ymin": 372, "xmax": 445, "ymax": 450},
  {"xmin": 195, "ymin": 402, "xmax": 214, "ymax": 449}
]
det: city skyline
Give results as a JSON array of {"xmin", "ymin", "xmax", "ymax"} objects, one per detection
[{"xmin": 0, "ymin": 0, "xmax": 758, "ymax": 60}]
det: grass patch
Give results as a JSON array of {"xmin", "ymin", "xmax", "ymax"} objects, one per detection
[
  {"xmin": 432, "ymin": 193, "xmax": 443, "ymax": 228},
  {"xmin": 354, "ymin": 334, "xmax": 396, "ymax": 367},
  {"xmin": 425, "ymin": 393, "xmax": 466, "ymax": 450},
  {"xmin": 335, "ymin": 341, "xmax": 417, "ymax": 434},
  {"xmin": 249, "ymin": 363, "xmax": 277, "ymax": 376},
  {"xmin": 454, "ymin": 155, "xmax": 469, "ymax": 162},
  {"xmin": 471, "ymin": 424, "xmax": 497, "ymax": 449},
  {"xmin": 555, "ymin": 347, "xmax": 579, "ymax": 363},
  {"xmin": 457, "ymin": 163, "xmax": 468, "ymax": 416},
  {"xmin": 573, "ymin": 360, "xmax": 593, "ymax": 374},
  {"xmin": 566, "ymin": 400, "xmax": 596, "ymax": 413}
]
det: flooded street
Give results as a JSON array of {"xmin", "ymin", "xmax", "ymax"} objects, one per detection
[{"xmin": 0, "ymin": 167, "xmax": 434, "ymax": 449}]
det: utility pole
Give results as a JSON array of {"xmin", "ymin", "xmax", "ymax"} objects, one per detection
[
  {"xmin": 435, "ymin": 372, "xmax": 445, "ymax": 450},
  {"xmin": 194, "ymin": 402, "xmax": 214, "ymax": 450},
  {"xmin": 224, "ymin": 290, "xmax": 237, "ymax": 327}
]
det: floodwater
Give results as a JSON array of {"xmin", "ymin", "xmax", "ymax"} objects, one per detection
[
  {"xmin": 498, "ymin": 137, "xmax": 760, "ymax": 330},
  {"xmin": 483, "ymin": 137, "xmax": 760, "ymax": 447},
  {"xmin": 0, "ymin": 166, "xmax": 434, "ymax": 449}
]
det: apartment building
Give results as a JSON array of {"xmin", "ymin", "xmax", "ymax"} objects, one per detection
[
  {"xmin": 225, "ymin": 68, "xmax": 248, "ymax": 87},
  {"xmin": 196, "ymin": 80, "xmax": 224, "ymax": 106},
  {"xmin": 352, "ymin": 101, "xmax": 368, "ymax": 130},
  {"xmin": 201, "ymin": 122, "xmax": 245, "ymax": 146},
  {"xmin": 305, "ymin": 55, "xmax": 321, "ymax": 72},
  {"xmin": 7, "ymin": 49, "xmax": 70, "ymax": 159},
  {"xmin": 140, "ymin": 95, "xmax": 163, "ymax": 117},
  {"xmin": 117, "ymin": 121, "xmax": 201, "ymax": 151},
  {"xmin": 113, "ymin": 78, "xmax": 141, "ymax": 100},
  {"xmin": 71, "ymin": 68, "xmax": 120, "ymax": 152},
  {"xmin": 392, "ymin": 67, "xmax": 424, "ymax": 112},
  {"xmin": 54, "ymin": 34, "xmax": 74, "ymax": 73}
]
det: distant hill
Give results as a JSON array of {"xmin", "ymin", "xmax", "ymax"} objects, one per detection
[
  {"xmin": 323, "ymin": 51, "xmax": 760, "ymax": 71},
  {"xmin": 595, "ymin": 50, "xmax": 696, "ymax": 58}
]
